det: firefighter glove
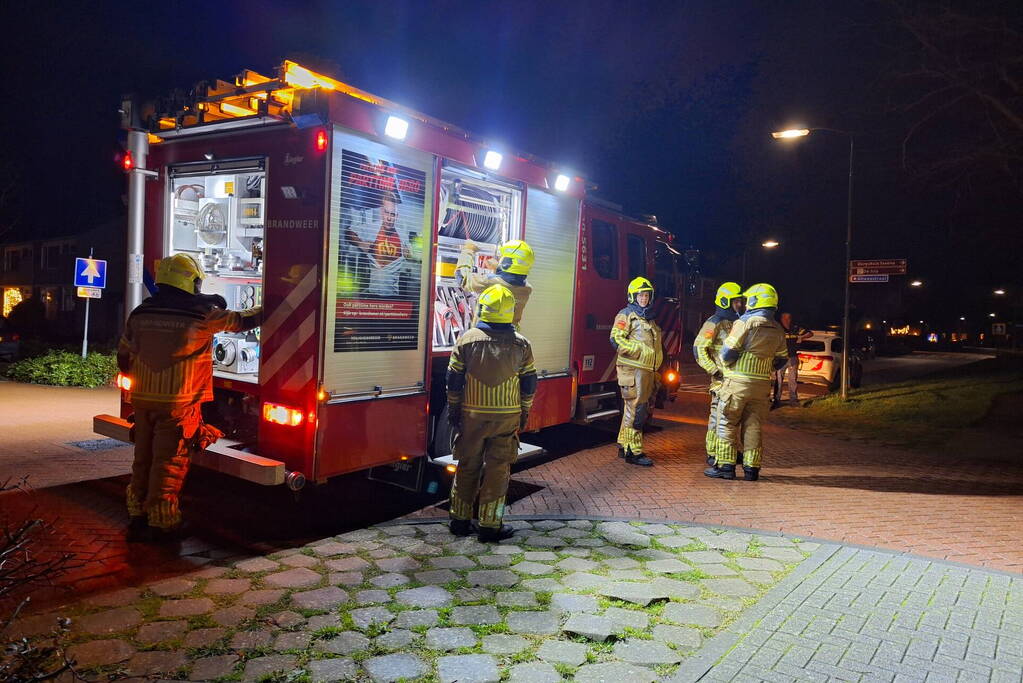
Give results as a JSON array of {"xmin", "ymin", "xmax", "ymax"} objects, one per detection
[{"xmin": 200, "ymin": 293, "xmax": 228, "ymax": 310}]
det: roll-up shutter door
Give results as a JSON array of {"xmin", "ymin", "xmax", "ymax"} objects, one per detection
[
  {"xmin": 322, "ymin": 128, "xmax": 434, "ymax": 397},
  {"xmin": 518, "ymin": 188, "xmax": 581, "ymax": 376}
]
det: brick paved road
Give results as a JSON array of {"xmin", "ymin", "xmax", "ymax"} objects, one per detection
[
  {"xmin": 412, "ymin": 394, "xmax": 1023, "ymax": 573},
  {"xmin": 689, "ymin": 545, "xmax": 1023, "ymax": 682}
]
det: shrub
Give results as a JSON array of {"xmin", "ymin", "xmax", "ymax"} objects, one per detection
[{"xmin": 5, "ymin": 350, "xmax": 117, "ymax": 388}]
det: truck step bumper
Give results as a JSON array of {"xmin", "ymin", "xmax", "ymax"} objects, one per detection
[{"xmin": 93, "ymin": 414, "xmax": 286, "ymax": 486}]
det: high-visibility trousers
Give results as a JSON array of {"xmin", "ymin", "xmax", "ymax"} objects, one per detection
[
  {"xmin": 713, "ymin": 378, "xmax": 771, "ymax": 468},
  {"xmin": 449, "ymin": 412, "xmax": 520, "ymax": 529},
  {"xmin": 616, "ymin": 364, "xmax": 656, "ymax": 456},
  {"xmin": 126, "ymin": 403, "xmax": 201, "ymax": 529}
]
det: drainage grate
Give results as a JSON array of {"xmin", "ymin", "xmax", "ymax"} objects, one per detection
[{"xmin": 67, "ymin": 438, "xmax": 131, "ymax": 451}]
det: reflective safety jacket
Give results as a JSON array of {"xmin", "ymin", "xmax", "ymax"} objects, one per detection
[
  {"xmin": 456, "ymin": 248, "xmax": 532, "ymax": 326},
  {"xmin": 610, "ymin": 305, "xmax": 664, "ymax": 372},
  {"xmin": 720, "ymin": 309, "xmax": 788, "ymax": 384},
  {"xmin": 117, "ymin": 289, "xmax": 262, "ymax": 408},
  {"xmin": 447, "ymin": 323, "xmax": 537, "ymax": 416},
  {"xmin": 693, "ymin": 312, "xmax": 735, "ymax": 376}
]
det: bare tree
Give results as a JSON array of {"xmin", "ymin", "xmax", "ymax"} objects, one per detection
[
  {"xmin": 0, "ymin": 477, "xmax": 80, "ymax": 682},
  {"xmin": 885, "ymin": 0, "xmax": 1023, "ymax": 195}
]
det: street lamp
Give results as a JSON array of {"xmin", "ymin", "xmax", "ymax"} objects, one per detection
[
  {"xmin": 741, "ymin": 240, "xmax": 780, "ymax": 282},
  {"xmin": 772, "ymin": 126, "xmax": 855, "ymax": 400},
  {"xmin": 910, "ymin": 280, "xmax": 923, "ymax": 287},
  {"xmin": 994, "ymin": 289, "xmax": 1006, "ymax": 295}
]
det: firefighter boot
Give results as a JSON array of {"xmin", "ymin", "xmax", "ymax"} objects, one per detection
[
  {"xmin": 126, "ymin": 516, "xmax": 149, "ymax": 543},
  {"xmin": 625, "ymin": 448, "xmax": 653, "ymax": 467},
  {"xmin": 704, "ymin": 463, "xmax": 736, "ymax": 479},
  {"xmin": 618, "ymin": 445, "xmax": 626, "ymax": 459},
  {"xmin": 478, "ymin": 525, "xmax": 516, "ymax": 543},
  {"xmin": 449, "ymin": 519, "xmax": 473, "ymax": 537},
  {"xmin": 743, "ymin": 466, "xmax": 760, "ymax": 481}
]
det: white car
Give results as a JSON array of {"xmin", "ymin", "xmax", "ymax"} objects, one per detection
[{"xmin": 796, "ymin": 331, "xmax": 862, "ymax": 390}]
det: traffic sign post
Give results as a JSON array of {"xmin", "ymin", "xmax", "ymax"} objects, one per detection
[
  {"xmin": 76, "ymin": 251, "xmax": 105, "ymax": 357},
  {"xmin": 849, "ymin": 258, "xmax": 907, "ymax": 276},
  {"xmin": 849, "ymin": 274, "xmax": 889, "ymax": 283}
]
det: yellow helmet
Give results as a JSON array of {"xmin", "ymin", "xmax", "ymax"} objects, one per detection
[
  {"xmin": 627, "ymin": 276, "xmax": 655, "ymax": 305},
  {"xmin": 743, "ymin": 282, "xmax": 779, "ymax": 310},
  {"xmin": 715, "ymin": 281, "xmax": 743, "ymax": 308},
  {"xmin": 496, "ymin": 239, "xmax": 534, "ymax": 276},
  {"xmin": 156, "ymin": 253, "xmax": 205, "ymax": 294},
  {"xmin": 477, "ymin": 284, "xmax": 516, "ymax": 323}
]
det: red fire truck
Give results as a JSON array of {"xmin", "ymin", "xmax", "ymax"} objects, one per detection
[{"xmin": 95, "ymin": 61, "xmax": 685, "ymax": 492}]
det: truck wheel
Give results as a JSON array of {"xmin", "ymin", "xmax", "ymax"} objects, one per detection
[{"xmin": 431, "ymin": 405, "xmax": 456, "ymax": 458}]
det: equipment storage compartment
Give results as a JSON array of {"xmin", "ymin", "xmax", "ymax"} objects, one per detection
[{"xmin": 167, "ymin": 160, "xmax": 266, "ymax": 383}]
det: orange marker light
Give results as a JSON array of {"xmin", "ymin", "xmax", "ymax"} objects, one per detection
[
  {"xmin": 445, "ymin": 464, "xmax": 457, "ymax": 473},
  {"xmin": 122, "ymin": 151, "xmax": 134, "ymax": 171},
  {"xmin": 262, "ymin": 402, "xmax": 304, "ymax": 426},
  {"xmin": 315, "ymin": 129, "xmax": 328, "ymax": 152},
  {"xmin": 115, "ymin": 373, "xmax": 133, "ymax": 391},
  {"xmin": 665, "ymin": 370, "xmax": 678, "ymax": 383}
]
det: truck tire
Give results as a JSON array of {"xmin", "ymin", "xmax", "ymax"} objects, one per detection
[{"xmin": 431, "ymin": 405, "xmax": 456, "ymax": 458}]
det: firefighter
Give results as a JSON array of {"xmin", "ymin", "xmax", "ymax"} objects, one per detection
[
  {"xmin": 705, "ymin": 282, "xmax": 788, "ymax": 481},
  {"xmin": 446, "ymin": 284, "xmax": 537, "ymax": 542},
  {"xmin": 610, "ymin": 276, "xmax": 664, "ymax": 467},
  {"xmin": 693, "ymin": 282, "xmax": 745, "ymax": 466},
  {"xmin": 117, "ymin": 253, "xmax": 262, "ymax": 541},
  {"xmin": 456, "ymin": 239, "xmax": 534, "ymax": 326}
]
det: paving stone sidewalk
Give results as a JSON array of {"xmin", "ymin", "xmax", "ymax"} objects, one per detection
[{"xmin": 11, "ymin": 519, "xmax": 818, "ymax": 682}]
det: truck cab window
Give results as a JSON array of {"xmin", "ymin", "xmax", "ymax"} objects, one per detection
[
  {"xmin": 591, "ymin": 219, "xmax": 617, "ymax": 279},
  {"xmin": 654, "ymin": 243, "xmax": 678, "ymax": 298},
  {"xmin": 626, "ymin": 234, "xmax": 646, "ymax": 280}
]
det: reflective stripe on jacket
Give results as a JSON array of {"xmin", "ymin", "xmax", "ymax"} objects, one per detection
[
  {"xmin": 447, "ymin": 325, "xmax": 537, "ymax": 416},
  {"xmin": 610, "ymin": 308, "xmax": 664, "ymax": 372},
  {"xmin": 118, "ymin": 289, "xmax": 261, "ymax": 407},
  {"xmin": 721, "ymin": 312, "xmax": 787, "ymax": 383}
]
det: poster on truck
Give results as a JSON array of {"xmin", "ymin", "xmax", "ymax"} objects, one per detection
[
  {"xmin": 432, "ymin": 167, "xmax": 522, "ymax": 350},
  {"xmin": 334, "ymin": 149, "xmax": 427, "ymax": 352}
]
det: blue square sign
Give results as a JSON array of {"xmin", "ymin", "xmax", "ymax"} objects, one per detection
[{"xmin": 74, "ymin": 258, "xmax": 107, "ymax": 289}]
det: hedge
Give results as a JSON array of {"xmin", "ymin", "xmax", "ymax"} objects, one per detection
[{"xmin": 5, "ymin": 350, "xmax": 117, "ymax": 388}]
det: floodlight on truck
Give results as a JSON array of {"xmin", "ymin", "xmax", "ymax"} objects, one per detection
[
  {"xmin": 554, "ymin": 174, "xmax": 571, "ymax": 192},
  {"xmin": 384, "ymin": 115, "xmax": 409, "ymax": 140}
]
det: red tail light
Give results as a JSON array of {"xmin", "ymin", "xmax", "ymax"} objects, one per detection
[
  {"xmin": 122, "ymin": 151, "xmax": 134, "ymax": 171},
  {"xmin": 115, "ymin": 373, "xmax": 133, "ymax": 391},
  {"xmin": 263, "ymin": 402, "xmax": 304, "ymax": 426}
]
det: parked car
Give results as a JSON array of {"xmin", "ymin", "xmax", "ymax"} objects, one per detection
[
  {"xmin": 0, "ymin": 317, "xmax": 21, "ymax": 361},
  {"xmin": 797, "ymin": 331, "xmax": 862, "ymax": 390}
]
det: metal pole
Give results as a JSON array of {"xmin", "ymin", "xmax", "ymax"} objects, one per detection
[
  {"xmin": 125, "ymin": 129, "xmax": 149, "ymax": 319},
  {"xmin": 81, "ymin": 297, "xmax": 91, "ymax": 358},
  {"xmin": 81, "ymin": 247, "xmax": 94, "ymax": 358},
  {"xmin": 840, "ymin": 136, "xmax": 854, "ymax": 401}
]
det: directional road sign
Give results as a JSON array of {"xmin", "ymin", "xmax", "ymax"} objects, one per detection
[
  {"xmin": 849, "ymin": 258, "xmax": 906, "ymax": 275},
  {"xmin": 850, "ymin": 274, "xmax": 889, "ymax": 283},
  {"xmin": 74, "ymin": 258, "xmax": 107, "ymax": 289},
  {"xmin": 77, "ymin": 286, "xmax": 102, "ymax": 299}
]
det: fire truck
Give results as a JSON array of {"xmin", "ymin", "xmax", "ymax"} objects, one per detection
[{"xmin": 94, "ymin": 61, "xmax": 685, "ymax": 492}]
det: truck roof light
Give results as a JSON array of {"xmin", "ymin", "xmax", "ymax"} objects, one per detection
[
  {"xmin": 554, "ymin": 174, "xmax": 571, "ymax": 192},
  {"xmin": 483, "ymin": 150, "xmax": 502, "ymax": 171},
  {"xmin": 385, "ymin": 115, "xmax": 409, "ymax": 140},
  {"xmin": 263, "ymin": 402, "xmax": 304, "ymax": 427},
  {"xmin": 315, "ymin": 129, "xmax": 328, "ymax": 152}
]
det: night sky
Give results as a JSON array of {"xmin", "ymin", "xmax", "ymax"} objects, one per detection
[{"xmin": 2, "ymin": 0, "xmax": 1020, "ymax": 330}]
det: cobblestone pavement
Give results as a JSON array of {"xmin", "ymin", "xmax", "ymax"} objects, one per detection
[
  {"xmin": 410, "ymin": 395, "xmax": 1023, "ymax": 573},
  {"xmin": 683, "ymin": 545, "xmax": 1023, "ymax": 683},
  {"xmin": 12, "ymin": 520, "xmax": 817, "ymax": 682},
  {"xmin": 11, "ymin": 519, "xmax": 1023, "ymax": 682}
]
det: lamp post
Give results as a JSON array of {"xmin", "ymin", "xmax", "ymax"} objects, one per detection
[
  {"xmin": 772, "ymin": 127, "xmax": 855, "ymax": 400},
  {"xmin": 741, "ymin": 240, "xmax": 780, "ymax": 283}
]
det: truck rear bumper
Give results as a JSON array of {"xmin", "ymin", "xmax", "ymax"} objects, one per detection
[{"xmin": 93, "ymin": 414, "xmax": 286, "ymax": 486}]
